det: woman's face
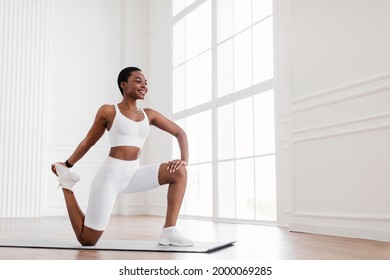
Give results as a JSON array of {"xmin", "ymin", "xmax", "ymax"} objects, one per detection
[{"xmin": 122, "ymin": 71, "xmax": 148, "ymax": 100}]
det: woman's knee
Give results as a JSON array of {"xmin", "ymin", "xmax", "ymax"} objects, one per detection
[
  {"xmin": 172, "ymin": 165, "xmax": 187, "ymax": 183},
  {"xmin": 79, "ymin": 238, "xmax": 98, "ymax": 247},
  {"xmin": 78, "ymin": 226, "xmax": 103, "ymax": 246},
  {"xmin": 176, "ymin": 165, "xmax": 187, "ymax": 177},
  {"xmin": 159, "ymin": 163, "xmax": 187, "ymax": 184}
]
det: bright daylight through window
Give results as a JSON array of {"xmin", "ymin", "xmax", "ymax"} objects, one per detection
[{"xmin": 171, "ymin": 0, "xmax": 276, "ymax": 222}]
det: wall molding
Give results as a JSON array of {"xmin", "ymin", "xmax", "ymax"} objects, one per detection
[
  {"xmin": 294, "ymin": 112, "xmax": 390, "ymax": 135},
  {"xmin": 146, "ymin": 143, "xmax": 171, "ymax": 152},
  {"xmin": 291, "ymin": 73, "xmax": 390, "ymax": 113},
  {"xmin": 46, "ymin": 145, "xmax": 110, "ymax": 151},
  {"xmin": 49, "ymin": 25, "xmax": 120, "ymax": 38},
  {"xmin": 292, "ymin": 113, "xmax": 390, "ymax": 143}
]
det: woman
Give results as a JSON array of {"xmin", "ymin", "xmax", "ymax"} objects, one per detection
[{"xmin": 51, "ymin": 67, "xmax": 193, "ymax": 247}]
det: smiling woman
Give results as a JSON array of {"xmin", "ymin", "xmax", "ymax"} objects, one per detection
[{"xmin": 50, "ymin": 67, "xmax": 193, "ymax": 247}]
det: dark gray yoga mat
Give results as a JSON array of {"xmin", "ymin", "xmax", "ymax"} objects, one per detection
[{"xmin": 0, "ymin": 238, "xmax": 236, "ymax": 253}]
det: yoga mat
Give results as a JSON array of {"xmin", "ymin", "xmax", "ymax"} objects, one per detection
[{"xmin": 0, "ymin": 238, "xmax": 236, "ymax": 253}]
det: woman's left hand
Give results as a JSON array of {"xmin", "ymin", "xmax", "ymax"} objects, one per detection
[{"xmin": 167, "ymin": 159, "xmax": 188, "ymax": 173}]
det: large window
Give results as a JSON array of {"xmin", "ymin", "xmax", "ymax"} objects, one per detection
[{"xmin": 172, "ymin": 0, "xmax": 276, "ymax": 222}]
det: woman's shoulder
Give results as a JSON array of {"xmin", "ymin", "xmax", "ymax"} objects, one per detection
[
  {"xmin": 143, "ymin": 108, "xmax": 160, "ymax": 118},
  {"xmin": 143, "ymin": 108, "xmax": 169, "ymax": 124},
  {"xmin": 143, "ymin": 108, "xmax": 153, "ymax": 114},
  {"xmin": 96, "ymin": 104, "xmax": 116, "ymax": 117},
  {"xmin": 99, "ymin": 104, "xmax": 116, "ymax": 110}
]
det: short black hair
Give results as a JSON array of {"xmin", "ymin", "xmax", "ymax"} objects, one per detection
[{"xmin": 117, "ymin": 67, "xmax": 142, "ymax": 95}]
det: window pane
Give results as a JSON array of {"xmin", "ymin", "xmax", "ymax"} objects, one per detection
[
  {"xmin": 197, "ymin": 50, "xmax": 212, "ymax": 105},
  {"xmin": 217, "ymin": 39, "xmax": 234, "ymax": 97},
  {"xmin": 198, "ymin": 0, "xmax": 211, "ymax": 53},
  {"xmin": 198, "ymin": 111, "xmax": 212, "ymax": 162},
  {"xmin": 180, "ymin": 112, "xmax": 212, "ymax": 164},
  {"xmin": 186, "ymin": 0, "xmax": 196, "ymax": 7},
  {"xmin": 182, "ymin": 163, "xmax": 212, "ymax": 217},
  {"xmin": 173, "ymin": 119, "xmax": 185, "ymax": 159},
  {"xmin": 185, "ymin": 58, "xmax": 198, "ymax": 109},
  {"xmin": 173, "ymin": 65, "xmax": 185, "ymax": 113},
  {"xmin": 218, "ymin": 161, "xmax": 236, "ymax": 218},
  {"xmin": 253, "ymin": 18, "xmax": 273, "ymax": 84},
  {"xmin": 217, "ymin": 0, "xmax": 233, "ymax": 42},
  {"xmin": 198, "ymin": 163, "xmax": 213, "ymax": 217},
  {"xmin": 252, "ymin": 0, "xmax": 273, "ymax": 23},
  {"xmin": 233, "ymin": 0, "xmax": 251, "ymax": 34},
  {"xmin": 173, "ymin": 20, "xmax": 185, "ymax": 66},
  {"xmin": 255, "ymin": 156, "xmax": 276, "ymax": 221},
  {"xmin": 234, "ymin": 28, "xmax": 252, "ymax": 91},
  {"xmin": 218, "ymin": 104, "xmax": 235, "ymax": 160},
  {"xmin": 172, "ymin": 0, "xmax": 196, "ymax": 16},
  {"xmin": 172, "ymin": 0, "xmax": 185, "ymax": 16},
  {"xmin": 186, "ymin": 114, "xmax": 199, "ymax": 163},
  {"xmin": 235, "ymin": 97, "xmax": 254, "ymax": 158},
  {"xmin": 254, "ymin": 90, "xmax": 275, "ymax": 155},
  {"xmin": 183, "ymin": 164, "xmax": 199, "ymax": 215},
  {"xmin": 236, "ymin": 158, "xmax": 255, "ymax": 219},
  {"xmin": 185, "ymin": 10, "xmax": 198, "ymax": 60}
]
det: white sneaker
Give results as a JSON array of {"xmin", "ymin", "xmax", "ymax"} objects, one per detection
[
  {"xmin": 158, "ymin": 226, "xmax": 194, "ymax": 247},
  {"xmin": 54, "ymin": 163, "xmax": 80, "ymax": 192}
]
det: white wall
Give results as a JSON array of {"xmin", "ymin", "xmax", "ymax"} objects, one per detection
[{"xmin": 276, "ymin": 0, "xmax": 390, "ymax": 241}]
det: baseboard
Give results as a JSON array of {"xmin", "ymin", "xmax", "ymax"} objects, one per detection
[
  {"xmin": 144, "ymin": 206, "xmax": 166, "ymax": 217},
  {"xmin": 289, "ymin": 222, "xmax": 390, "ymax": 242},
  {"xmin": 112, "ymin": 205, "xmax": 147, "ymax": 216},
  {"xmin": 41, "ymin": 205, "xmax": 69, "ymax": 217},
  {"xmin": 41, "ymin": 204, "xmax": 166, "ymax": 218}
]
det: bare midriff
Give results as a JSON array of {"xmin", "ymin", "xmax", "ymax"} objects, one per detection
[{"xmin": 109, "ymin": 146, "xmax": 141, "ymax": 161}]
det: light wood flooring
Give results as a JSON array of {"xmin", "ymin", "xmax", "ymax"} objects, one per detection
[{"xmin": 0, "ymin": 215, "xmax": 389, "ymax": 260}]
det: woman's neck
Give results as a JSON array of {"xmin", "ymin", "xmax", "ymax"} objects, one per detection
[{"xmin": 119, "ymin": 98, "xmax": 138, "ymax": 111}]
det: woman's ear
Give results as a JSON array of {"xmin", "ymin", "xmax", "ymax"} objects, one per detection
[{"xmin": 120, "ymin": 81, "xmax": 127, "ymax": 92}]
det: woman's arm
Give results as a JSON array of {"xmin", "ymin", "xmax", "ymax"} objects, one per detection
[
  {"xmin": 64, "ymin": 105, "xmax": 112, "ymax": 166},
  {"xmin": 145, "ymin": 108, "xmax": 189, "ymax": 172}
]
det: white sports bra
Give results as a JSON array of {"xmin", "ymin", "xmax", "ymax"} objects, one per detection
[{"xmin": 108, "ymin": 104, "xmax": 150, "ymax": 148}]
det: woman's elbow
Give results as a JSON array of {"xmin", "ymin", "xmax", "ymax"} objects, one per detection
[{"xmin": 176, "ymin": 128, "xmax": 187, "ymax": 139}]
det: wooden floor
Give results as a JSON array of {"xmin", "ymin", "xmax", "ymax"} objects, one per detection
[{"xmin": 0, "ymin": 215, "xmax": 389, "ymax": 260}]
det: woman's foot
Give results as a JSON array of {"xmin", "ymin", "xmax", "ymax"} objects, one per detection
[
  {"xmin": 158, "ymin": 226, "xmax": 193, "ymax": 247},
  {"xmin": 54, "ymin": 163, "xmax": 80, "ymax": 192}
]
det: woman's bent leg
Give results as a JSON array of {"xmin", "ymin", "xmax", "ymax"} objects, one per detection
[
  {"xmin": 157, "ymin": 163, "xmax": 192, "ymax": 246},
  {"xmin": 62, "ymin": 189, "xmax": 103, "ymax": 246},
  {"xmin": 157, "ymin": 163, "xmax": 187, "ymax": 227}
]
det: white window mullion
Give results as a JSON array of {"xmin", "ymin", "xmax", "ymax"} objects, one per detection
[
  {"xmin": 211, "ymin": 0, "xmax": 219, "ymax": 220},
  {"xmin": 252, "ymin": 95, "xmax": 257, "ymax": 220},
  {"xmin": 233, "ymin": 101, "xmax": 237, "ymax": 219}
]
